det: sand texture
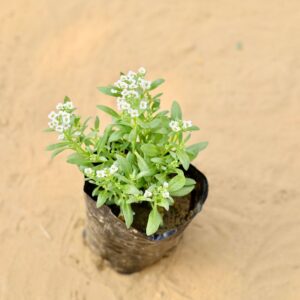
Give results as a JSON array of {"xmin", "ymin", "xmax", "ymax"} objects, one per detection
[{"xmin": 0, "ymin": 1, "xmax": 299, "ymax": 299}]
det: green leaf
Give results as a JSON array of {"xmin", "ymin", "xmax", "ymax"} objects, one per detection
[
  {"xmin": 46, "ymin": 142, "xmax": 69, "ymax": 151},
  {"xmin": 97, "ymin": 191, "xmax": 108, "ymax": 208},
  {"xmin": 168, "ymin": 172, "xmax": 186, "ymax": 192},
  {"xmin": 108, "ymin": 130, "xmax": 124, "ymax": 143},
  {"xmin": 135, "ymin": 152, "xmax": 150, "ymax": 172},
  {"xmin": 94, "ymin": 116, "xmax": 100, "ymax": 130},
  {"xmin": 171, "ymin": 101, "xmax": 182, "ymax": 120},
  {"xmin": 128, "ymin": 127, "xmax": 137, "ymax": 142},
  {"xmin": 97, "ymin": 124, "xmax": 113, "ymax": 152},
  {"xmin": 186, "ymin": 141, "xmax": 208, "ymax": 160},
  {"xmin": 185, "ymin": 178, "xmax": 196, "ymax": 186},
  {"xmin": 170, "ymin": 185, "xmax": 195, "ymax": 197},
  {"xmin": 136, "ymin": 169, "xmax": 155, "ymax": 179},
  {"xmin": 51, "ymin": 148, "xmax": 67, "ymax": 159},
  {"xmin": 124, "ymin": 185, "xmax": 140, "ymax": 195},
  {"xmin": 149, "ymin": 78, "xmax": 165, "ymax": 91},
  {"xmin": 97, "ymin": 105, "xmax": 120, "ymax": 119},
  {"xmin": 121, "ymin": 202, "xmax": 133, "ymax": 228},
  {"xmin": 186, "ymin": 125, "xmax": 200, "ymax": 131},
  {"xmin": 67, "ymin": 153, "xmax": 90, "ymax": 166},
  {"xmin": 97, "ymin": 86, "xmax": 120, "ymax": 97},
  {"xmin": 158, "ymin": 198, "xmax": 170, "ymax": 210},
  {"xmin": 116, "ymin": 154, "xmax": 131, "ymax": 175},
  {"xmin": 146, "ymin": 207, "xmax": 163, "ymax": 236},
  {"xmin": 176, "ymin": 149, "xmax": 190, "ymax": 171},
  {"xmin": 141, "ymin": 144, "xmax": 159, "ymax": 157}
]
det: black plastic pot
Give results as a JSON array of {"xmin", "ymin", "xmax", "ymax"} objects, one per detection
[{"xmin": 83, "ymin": 164, "xmax": 208, "ymax": 274}]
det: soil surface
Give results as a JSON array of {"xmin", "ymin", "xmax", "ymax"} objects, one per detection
[
  {"xmin": 1, "ymin": 1, "xmax": 300, "ymax": 300},
  {"xmin": 131, "ymin": 194, "xmax": 191, "ymax": 235}
]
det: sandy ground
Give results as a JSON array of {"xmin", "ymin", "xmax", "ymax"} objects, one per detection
[{"xmin": 0, "ymin": 1, "xmax": 299, "ymax": 299}]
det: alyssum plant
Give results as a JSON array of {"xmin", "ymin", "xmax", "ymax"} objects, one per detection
[{"xmin": 46, "ymin": 67, "xmax": 207, "ymax": 236}]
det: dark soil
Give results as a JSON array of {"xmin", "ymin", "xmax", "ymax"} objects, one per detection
[{"xmin": 130, "ymin": 195, "xmax": 191, "ymax": 234}]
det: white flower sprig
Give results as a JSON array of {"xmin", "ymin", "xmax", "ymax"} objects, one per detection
[
  {"xmin": 113, "ymin": 68, "xmax": 151, "ymax": 117},
  {"xmin": 48, "ymin": 100, "xmax": 75, "ymax": 139},
  {"xmin": 169, "ymin": 120, "xmax": 193, "ymax": 132}
]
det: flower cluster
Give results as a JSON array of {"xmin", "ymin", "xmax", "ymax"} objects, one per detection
[
  {"xmin": 48, "ymin": 100, "xmax": 75, "ymax": 140},
  {"xmin": 84, "ymin": 163, "xmax": 119, "ymax": 179},
  {"xmin": 113, "ymin": 68, "xmax": 151, "ymax": 118},
  {"xmin": 143, "ymin": 182, "xmax": 170, "ymax": 200},
  {"xmin": 169, "ymin": 120, "xmax": 193, "ymax": 132}
]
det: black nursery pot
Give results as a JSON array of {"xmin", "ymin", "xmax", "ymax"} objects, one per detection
[{"xmin": 83, "ymin": 164, "xmax": 208, "ymax": 274}]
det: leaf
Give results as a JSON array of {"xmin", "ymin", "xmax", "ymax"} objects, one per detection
[
  {"xmin": 185, "ymin": 178, "xmax": 196, "ymax": 186},
  {"xmin": 67, "ymin": 153, "xmax": 90, "ymax": 166},
  {"xmin": 149, "ymin": 78, "xmax": 165, "ymax": 91},
  {"xmin": 121, "ymin": 202, "xmax": 133, "ymax": 228},
  {"xmin": 94, "ymin": 116, "xmax": 100, "ymax": 130},
  {"xmin": 171, "ymin": 101, "xmax": 182, "ymax": 120},
  {"xmin": 128, "ymin": 127, "xmax": 137, "ymax": 142},
  {"xmin": 170, "ymin": 185, "xmax": 195, "ymax": 197},
  {"xmin": 46, "ymin": 142, "xmax": 69, "ymax": 151},
  {"xmin": 158, "ymin": 198, "xmax": 170, "ymax": 211},
  {"xmin": 186, "ymin": 141, "xmax": 208, "ymax": 160},
  {"xmin": 176, "ymin": 149, "xmax": 190, "ymax": 171},
  {"xmin": 97, "ymin": 105, "xmax": 120, "ymax": 119},
  {"xmin": 136, "ymin": 169, "xmax": 155, "ymax": 179},
  {"xmin": 108, "ymin": 130, "xmax": 124, "ymax": 143},
  {"xmin": 135, "ymin": 152, "xmax": 150, "ymax": 172},
  {"xmin": 141, "ymin": 144, "xmax": 159, "ymax": 157},
  {"xmin": 97, "ymin": 191, "xmax": 108, "ymax": 208},
  {"xmin": 124, "ymin": 185, "xmax": 140, "ymax": 195},
  {"xmin": 146, "ymin": 207, "xmax": 163, "ymax": 236},
  {"xmin": 51, "ymin": 148, "xmax": 67, "ymax": 159},
  {"xmin": 168, "ymin": 172, "xmax": 186, "ymax": 192},
  {"xmin": 186, "ymin": 125, "xmax": 200, "ymax": 131},
  {"xmin": 97, "ymin": 86, "xmax": 120, "ymax": 97},
  {"xmin": 116, "ymin": 154, "xmax": 131, "ymax": 175},
  {"xmin": 97, "ymin": 124, "xmax": 113, "ymax": 152}
]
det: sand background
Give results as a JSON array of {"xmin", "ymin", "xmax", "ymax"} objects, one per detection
[{"xmin": 0, "ymin": 1, "xmax": 299, "ymax": 299}]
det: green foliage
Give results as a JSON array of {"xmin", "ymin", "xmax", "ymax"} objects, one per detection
[{"xmin": 46, "ymin": 68, "xmax": 208, "ymax": 235}]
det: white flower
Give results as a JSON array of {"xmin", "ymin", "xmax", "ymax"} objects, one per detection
[
  {"xmin": 127, "ymin": 70, "xmax": 136, "ymax": 77},
  {"xmin": 55, "ymin": 125, "xmax": 64, "ymax": 133},
  {"xmin": 62, "ymin": 114, "xmax": 71, "ymax": 125},
  {"xmin": 121, "ymin": 101, "xmax": 130, "ymax": 110},
  {"xmin": 144, "ymin": 80, "xmax": 151, "ymax": 89},
  {"xmin": 109, "ymin": 164, "xmax": 118, "ymax": 174},
  {"xmin": 129, "ymin": 83, "xmax": 138, "ymax": 89},
  {"xmin": 64, "ymin": 102, "xmax": 74, "ymax": 110},
  {"xmin": 140, "ymin": 100, "xmax": 147, "ymax": 110},
  {"xmin": 120, "ymin": 75, "xmax": 127, "ymax": 81},
  {"xmin": 48, "ymin": 111, "xmax": 57, "ymax": 120},
  {"xmin": 183, "ymin": 120, "xmax": 193, "ymax": 129},
  {"xmin": 57, "ymin": 134, "xmax": 64, "ymax": 140},
  {"xmin": 74, "ymin": 131, "xmax": 81, "ymax": 136},
  {"xmin": 169, "ymin": 120, "xmax": 180, "ymax": 132},
  {"xmin": 96, "ymin": 170, "xmax": 107, "ymax": 178},
  {"xmin": 111, "ymin": 89, "xmax": 118, "ymax": 94},
  {"xmin": 144, "ymin": 190, "xmax": 152, "ymax": 198},
  {"xmin": 56, "ymin": 103, "xmax": 64, "ymax": 110},
  {"xmin": 162, "ymin": 191, "xmax": 170, "ymax": 198},
  {"xmin": 48, "ymin": 121, "xmax": 55, "ymax": 129},
  {"xmin": 121, "ymin": 82, "xmax": 128, "ymax": 89},
  {"xmin": 163, "ymin": 182, "xmax": 169, "ymax": 188},
  {"xmin": 138, "ymin": 67, "xmax": 146, "ymax": 75},
  {"xmin": 129, "ymin": 109, "xmax": 139, "ymax": 117},
  {"xmin": 84, "ymin": 168, "xmax": 93, "ymax": 175},
  {"xmin": 121, "ymin": 90, "xmax": 129, "ymax": 96}
]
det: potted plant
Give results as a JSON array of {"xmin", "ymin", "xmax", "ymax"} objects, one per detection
[{"xmin": 46, "ymin": 68, "xmax": 208, "ymax": 273}]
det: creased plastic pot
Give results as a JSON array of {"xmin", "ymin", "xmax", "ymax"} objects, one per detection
[{"xmin": 83, "ymin": 164, "xmax": 208, "ymax": 274}]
